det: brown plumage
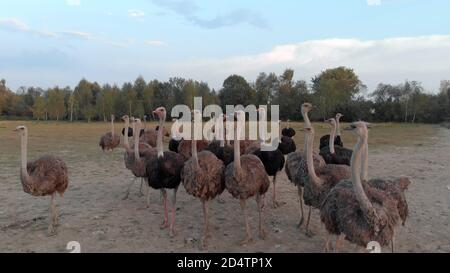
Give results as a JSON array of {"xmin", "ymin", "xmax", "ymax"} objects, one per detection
[
  {"xmin": 139, "ymin": 129, "xmax": 158, "ymax": 147},
  {"xmin": 177, "ymin": 139, "xmax": 209, "ymax": 161},
  {"xmin": 182, "ymin": 110, "xmax": 225, "ymax": 248},
  {"xmin": 15, "ymin": 125, "xmax": 69, "ymax": 235},
  {"xmin": 284, "ymin": 102, "xmax": 326, "ymax": 228},
  {"xmin": 302, "ymin": 126, "xmax": 350, "ymax": 236},
  {"xmin": 320, "ymin": 122, "xmax": 403, "ymax": 251},
  {"xmin": 225, "ymin": 110, "xmax": 270, "ymax": 245},
  {"xmin": 122, "ymin": 116, "xmax": 157, "ymax": 201},
  {"xmin": 99, "ymin": 115, "xmax": 120, "ymax": 151}
]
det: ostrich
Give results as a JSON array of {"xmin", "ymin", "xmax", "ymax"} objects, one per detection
[
  {"xmin": 122, "ymin": 117, "xmax": 156, "ymax": 201},
  {"xmin": 169, "ymin": 118, "xmax": 183, "ymax": 153},
  {"xmin": 285, "ymin": 102, "xmax": 326, "ymax": 228},
  {"xmin": 14, "ymin": 125, "xmax": 69, "ymax": 235},
  {"xmin": 302, "ymin": 125, "xmax": 351, "ymax": 236},
  {"xmin": 99, "ymin": 114, "xmax": 120, "ymax": 151},
  {"xmin": 225, "ymin": 110, "xmax": 270, "ymax": 245},
  {"xmin": 181, "ymin": 110, "xmax": 225, "ymax": 248},
  {"xmin": 320, "ymin": 122, "xmax": 402, "ymax": 252},
  {"xmin": 282, "ymin": 119, "xmax": 296, "ymax": 138},
  {"xmin": 178, "ymin": 139, "xmax": 209, "ymax": 161},
  {"xmin": 205, "ymin": 114, "xmax": 234, "ymax": 166},
  {"xmin": 138, "ymin": 115, "xmax": 148, "ymax": 137},
  {"xmin": 319, "ymin": 118, "xmax": 352, "ymax": 166},
  {"xmin": 251, "ymin": 107, "xmax": 285, "ymax": 208},
  {"xmin": 121, "ymin": 127, "xmax": 133, "ymax": 137},
  {"xmin": 145, "ymin": 107, "xmax": 184, "ymax": 237},
  {"xmin": 359, "ymin": 124, "xmax": 411, "ymax": 252},
  {"xmin": 277, "ymin": 120, "xmax": 296, "ymax": 155},
  {"xmin": 319, "ymin": 113, "xmax": 344, "ymax": 150}
]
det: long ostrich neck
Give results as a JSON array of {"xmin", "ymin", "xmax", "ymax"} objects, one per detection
[
  {"xmin": 111, "ymin": 117, "xmax": 114, "ymax": 135},
  {"xmin": 133, "ymin": 121, "xmax": 140, "ymax": 160},
  {"xmin": 191, "ymin": 119, "xmax": 199, "ymax": 168},
  {"xmin": 20, "ymin": 129, "xmax": 29, "ymax": 179},
  {"xmin": 233, "ymin": 117, "xmax": 242, "ymax": 172},
  {"xmin": 361, "ymin": 130, "xmax": 369, "ymax": 182},
  {"xmin": 351, "ymin": 130, "xmax": 375, "ymax": 219},
  {"xmin": 305, "ymin": 131, "xmax": 321, "ymax": 186},
  {"xmin": 302, "ymin": 109, "xmax": 311, "ymax": 152},
  {"xmin": 123, "ymin": 119, "xmax": 131, "ymax": 152},
  {"xmin": 157, "ymin": 114, "xmax": 165, "ymax": 158},
  {"xmin": 329, "ymin": 121, "xmax": 336, "ymax": 154},
  {"xmin": 260, "ymin": 109, "xmax": 266, "ymax": 143},
  {"xmin": 336, "ymin": 116, "xmax": 341, "ymax": 136}
]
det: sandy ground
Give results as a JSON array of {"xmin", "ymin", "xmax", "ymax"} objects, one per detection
[{"xmin": 0, "ymin": 121, "xmax": 449, "ymax": 253}]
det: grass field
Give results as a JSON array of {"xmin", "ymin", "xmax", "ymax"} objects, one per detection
[{"xmin": 0, "ymin": 120, "xmax": 449, "ymax": 253}]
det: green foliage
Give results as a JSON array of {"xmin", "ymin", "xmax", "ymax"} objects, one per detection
[{"xmin": 219, "ymin": 75, "xmax": 256, "ymax": 107}]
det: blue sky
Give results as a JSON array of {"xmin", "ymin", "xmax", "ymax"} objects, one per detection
[{"xmin": 1, "ymin": 0, "xmax": 449, "ymax": 92}]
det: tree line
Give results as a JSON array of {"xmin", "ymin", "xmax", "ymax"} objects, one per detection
[{"xmin": 0, "ymin": 67, "xmax": 449, "ymax": 123}]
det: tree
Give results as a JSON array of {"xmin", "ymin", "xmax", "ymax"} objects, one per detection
[
  {"xmin": 312, "ymin": 67, "xmax": 365, "ymax": 119},
  {"xmin": 219, "ymin": 75, "xmax": 256, "ymax": 107},
  {"xmin": 32, "ymin": 96, "xmax": 46, "ymax": 121},
  {"xmin": 47, "ymin": 87, "xmax": 66, "ymax": 120}
]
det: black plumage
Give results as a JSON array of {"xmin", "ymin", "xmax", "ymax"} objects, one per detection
[
  {"xmin": 278, "ymin": 135, "xmax": 296, "ymax": 155},
  {"xmin": 169, "ymin": 138, "xmax": 182, "ymax": 153},
  {"xmin": 282, "ymin": 127, "xmax": 296, "ymax": 138},
  {"xmin": 253, "ymin": 149, "xmax": 285, "ymax": 176},
  {"xmin": 205, "ymin": 140, "xmax": 234, "ymax": 166},
  {"xmin": 319, "ymin": 135, "xmax": 343, "ymax": 150},
  {"xmin": 145, "ymin": 152, "xmax": 184, "ymax": 190},
  {"xmin": 319, "ymin": 145, "xmax": 352, "ymax": 166},
  {"xmin": 122, "ymin": 127, "xmax": 133, "ymax": 137}
]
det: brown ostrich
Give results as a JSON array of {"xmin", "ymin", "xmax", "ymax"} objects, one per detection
[
  {"xmin": 302, "ymin": 125, "xmax": 350, "ymax": 236},
  {"xmin": 284, "ymin": 103, "xmax": 326, "ymax": 228},
  {"xmin": 122, "ymin": 117, "xmax": 156, "ymax": 203},
  {"xmin": 177, "ymin": 139, "xmax": 210, "ymax": 161},
  {"xmin": 145, "ymin": 107, "xmax": 185, "ymax": 237},
  {"xmin": 225, "ymin": 110, "xmax": 270, "ymax": 245},
  {"xmin": 99, "ymin": 114, "xmax": 120, "ymax": 151},
  {"xmin": 320, "ymin": 122, "xmax": 403, "ymax": 252},
  {"xmin": 14, "ymin": 125, "xmax": 69, "ymax": 235},
  {"xmin": 359, "ymin": 123, "xmax": 411, "ymax": 252},
  {"xmin": 181, "ymin": 110, "xmax": 225, "ymax": 249}
]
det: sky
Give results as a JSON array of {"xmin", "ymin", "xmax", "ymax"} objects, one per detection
[{"xmin": 0, "ymin": 0, "xmax": 449, "ymax": 93}]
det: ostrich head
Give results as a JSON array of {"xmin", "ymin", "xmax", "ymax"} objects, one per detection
[
  {"xmin": 335, "ymin": 113, "xmax": 343, "ymax": 120},
  {"xmin": 345, "ymin": 121, "xmax": 368, "ymax": 137},
  {"xmin": 325, "ymin": 118, "xmax": 337, "ymax": 127},
  {"xmin": 301, "ymin": 103, "xmax": 314, "ymax": 114},
  {"xmin": 121, "ymin": 115, "xmax": 129, "ymax": 122},
  {"xmin": 13, "ymin": 125, "xmax": 27, "ymax": 136},
  {"xmin": 153, "ymin": 107, "xmax": 166, "ymax": 120}
]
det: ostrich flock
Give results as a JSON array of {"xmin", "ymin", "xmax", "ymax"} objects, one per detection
[{"xmin": 13, "ymin": 102, "xmax": 411, "ymax": 252}]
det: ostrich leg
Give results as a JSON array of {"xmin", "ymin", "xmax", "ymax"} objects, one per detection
[
  {"xmin": 297, "ymin": 186, "xmax": 305, "ymax": 228},
  {"xmin": 138, "ymin": 178, "xmax": 144, "ymax": 197},
  {"xmin": 272, "ymin": 175, "xmax": 279, "ymax": 208},
  {"xmin": 47, "ymin": 194, "xmax": 56, "ymax": 235},
  {"xmin": 169, "ymin": 187, "xmax": 178, "ymax": 237},
  {"xmin": 145, "ymin": 185, "xmax": 151, "ymax": 208},
  {"xmin": 201, "ymin": 199, "xmax": 210, "ymax": 249},
  {"xmin": 160, "ymin": 189, "xmax": 169, "ymax": 229},
  {"xmin": 122, "ymin": 177, "xmax": 137, "ymax": 200},
  {"xmin": 256, "ymin": 193, "xmax": 266, "ymax": 239},
  {"xmin": 304, "ymin": 207, "xmax": 315, "ymax": 237},
  {"xmin": 239, "ymin": 199, "xmax": 253, "ymax": 245}
]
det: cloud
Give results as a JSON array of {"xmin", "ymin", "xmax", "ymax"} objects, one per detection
[
  {"xmin": 367, "ymin": 0, "xmax": 381, "ymax": 6},
  {"xmin": 145, "ymin": 40, "xmax": 164, "ymax": 46},
  {"xmin": 166, "ymin": 35, "xmax": 450, "ymax": 92},
  {"xmin": 0, "ymin": 17, "xmax": 57, "ymax": 38},
  {"xmin": 66, "ymin": 0, "xmax": 81, "ymax": 6},
  {"xmin": 149, "ymin": 0, "xmax": 269, "ymax": 29},
  {"xmin": 128, "ymin": 9, "xmax": 145, "ymax": 17}
]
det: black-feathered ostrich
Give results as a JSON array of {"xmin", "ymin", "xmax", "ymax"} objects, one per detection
[
  {"xmin": 181, "ymin": 110, "xmax": 225, "ymax": 249},
  {"xmin": 282, "ymin": 119, "xmax": 296, "ymax": 138},
  {"xmin": 99, "ymin": 114, "xmax": 120, "ymax": 151},
  {"xmin": 277, "ymin": 120, "xmax": 296, "ymax": 155},
  {"xmin": 302, "ymin": 125, "xmax": 350, "ymax": 237},
  {"xmin": 319, "ymin": 113, "xmax": 344, "ymax": 150},
  {"xmin": 225, "ymin": 110, "xmax": 270, "ymax": 245},
  {"xmin": 320, "ymin": 122, "xmax": 407, "ymax": 252},
  {"xmin": 319, "ymin": 118, "xmax": 352, "ymax": 166},
  {"xmin": 252, "ymin": 107, "xmax": 285, "ymax": 208},
  {"xmin": 285, "ymin": 103, "xmax": 326, "ymax": 228},
  {"xmin": 14, "ymin": 125, "xmax": 69, "ymax": 235},
  {"xmin": 145, "ymin": 107, "xmax": 185, "ymax": 237}
]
